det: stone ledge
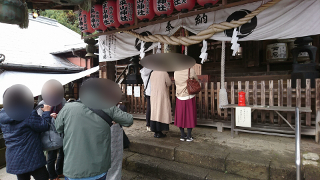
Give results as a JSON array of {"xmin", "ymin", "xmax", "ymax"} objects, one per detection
[
  {"xmin": 129, "ymin": 138, "xmax": 178, "ymax": 161},
  {"xmin": 124, "ymin": 152, "xmax": 246, "ymax": 180}
]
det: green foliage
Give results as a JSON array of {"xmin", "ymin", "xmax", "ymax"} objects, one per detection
[{"xmin": 29, "ymin": 10, "xmax": 80, "ymax": 34}]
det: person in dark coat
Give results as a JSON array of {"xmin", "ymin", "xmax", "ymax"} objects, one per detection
[{"xmin": 0, "ymin": 105, "xmax": 51, "ymax": 180}]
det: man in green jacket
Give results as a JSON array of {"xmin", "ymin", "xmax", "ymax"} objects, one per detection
[{"xmin": 55, "ymin": 102, "xmax": 133, "ymax": 179}]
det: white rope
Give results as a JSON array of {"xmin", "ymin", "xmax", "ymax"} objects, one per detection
[
  {"xmin": 219, "ymin": 41, "xmax": 228, "ymax": 108},
  {"xmin": 221, "ymin": 41, "xmax": 225, "ymax": 88}
]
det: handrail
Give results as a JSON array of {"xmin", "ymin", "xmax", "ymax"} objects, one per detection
[
  {"xmin": 115, "ymin": 65, "xmax": 129, "ymax": 84},
  {"xmin": 295, "ymin": 107, "xmax": 301, "ymax": 180}
]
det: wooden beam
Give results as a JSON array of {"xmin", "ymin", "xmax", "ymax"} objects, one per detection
[
  {"xmin": 222, "ymin": 0, "xmax": 228, "ymax": 6},
  {"xmin": 82, "ymin": 0, "xmax": 262, "ymax": 39}
]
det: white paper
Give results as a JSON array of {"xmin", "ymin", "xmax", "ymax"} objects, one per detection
[
  {"xmin": 127, "ymin": 86, "xmax": 132, "ymax": 96},
  {"xmin": 231, "ymin": 28, "xmax": 240, "ymax": 56},
  {"xmin": 199, "ymin": 40, "xmax": 208, "ymax": 64},
  {"xmin": 134, "ymin": 86, "xmax": 140, "ymax": 97},
  {"xmin": 236, "ymin": 107, "xmax": 251, "ymax": 127},
  {"xmin": 140, "ymin": 41, "xmax": 145, "ymax": 59}
]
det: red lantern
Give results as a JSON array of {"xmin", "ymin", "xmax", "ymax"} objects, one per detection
[
  {"xmin": 103, "ymin": 0, "xmax": 121, "ymax": 30},
  {"xmin": 79, "ymin": 9, "xmax": 95, "ymax": 35},
  {"xmin": 153, "ymin": 0, "xmax": 174, "ymax": 18},
  {"xmin": 238, "ymin": 91, "xmax": 246, "ymax": 106},
  {"xmin": 136, "ymin": 0, "xmax": 155, "ymax": 22},
  {"xmin": 117, "ymin": 0, "xmax": 135, "ymax": 27},
  {"xmin": 174, "ymin": 0, "xmax": 195, "ymax": 13},
  {"xmin": 90, "ymin": 5, "xmax": 107, "ymax": 32},
  {"xmin": 197, "ymin": 0, "xmax": 218, "ymax": 8}
]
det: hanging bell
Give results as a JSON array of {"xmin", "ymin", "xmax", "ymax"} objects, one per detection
[{"xmin": 0, "ymin": 0, "xmax": 28, "ymax": 28}]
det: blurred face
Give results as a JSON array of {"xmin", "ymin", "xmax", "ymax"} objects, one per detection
[
  {"xmin": 41, "ymin": 79, "xmax": 64, "ymax": 106},
  {"xmin": 79, "ymin": 78, "xmax": 122, "ymax": 109},
  {"xmin": 3, "ymin": 84, "xmax": 34, "ymax": 121}
]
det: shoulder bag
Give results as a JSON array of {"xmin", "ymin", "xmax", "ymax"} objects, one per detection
[
  {"xmin": 90, "ymin": 108, "xmax": 130, "ymax": 149},
  {"xmin": 186, "ymin": 68, "xmax": 201, "ymax": 95},
  {"xmin": 36, "ymin": 104, "xmax": 64, "ymax": 151},
  {"xmin": 143, "ymin": 70, "xmax": 153, "ymax": 97}
]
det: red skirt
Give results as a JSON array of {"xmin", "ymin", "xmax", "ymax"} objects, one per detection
[{"xmin": 174, "ymin": 97, "xmax": 197, "ymax": 128}]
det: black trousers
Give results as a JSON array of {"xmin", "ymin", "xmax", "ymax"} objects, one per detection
[
  {"xmin": 47, "ymin": 147, "xmax": 64, "ymax": 179},
  {"xmin": 17, "ymin": 166, "xmax": 49, "ymax": 180},
  {"xmin": 146, "ymin": 95, "xmax": 151, "ymax": 127}
]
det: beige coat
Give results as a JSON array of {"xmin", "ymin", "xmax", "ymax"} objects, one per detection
[
  {"xmin": 174, "ymin": 68, "xmax": 199, "ymax": 97},
  {"xmin": 150, "ymin": 71, "xmax": 172, "ymax": 124}
]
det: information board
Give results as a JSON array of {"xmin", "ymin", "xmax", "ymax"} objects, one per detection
[{"xmin": 235, "ymin": 107, "xmax": 251, "ymax": 127}]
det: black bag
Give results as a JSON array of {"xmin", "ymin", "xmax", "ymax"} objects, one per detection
[
  {"xmin": 143, "ymin": 70, "xmax": 153, "ymax": 97},
  {"xmin": 90, "ymin": 108, "xmax": 130, "ymax": 149}
]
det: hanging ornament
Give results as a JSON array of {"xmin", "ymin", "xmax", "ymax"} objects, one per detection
[
  {"xmin": 199, "ymin": 40, "xmax": 208, "ymax": 64},
  {"xmin": 140, "ymin": 41, "xmax": 146, "ymax": 59},
  {"xmin": 136, "ymin": 0, "xmax": 155, "ymax": 22},
  {"xmin": 231, "ymin": 28, "xmax": 240, "ymax": 56},
  {"xmin": 174, "ymin": 0, "xmax": 196, "ymax": 13},
  {"xmin": 197, "ymin": 0, "xmax": 219, "ymax": 8},
  {"xmin": 117, "ymin": 0, "xmax": 135, "ymax": 27},
  {"xmin": 156, "ymin": 42, "xmax": 161, "ymax": 54},
  {"xmin": 90, "ymin": 4, "xmax": 108, "ymax": 32},
  {"xmin": 79, "ymin": 9, "xmax": 95, "ymax": 35},
  {"xmin": 103, "ymin": 0, "xmax": 121, "ymax": 30},
  {"xmin": 153, "ymin": 0, "xmax": 174, "ymax": 18},
  {"xmin": 219, "ymin": 41, "xmax": 228, "ymax": 108}
]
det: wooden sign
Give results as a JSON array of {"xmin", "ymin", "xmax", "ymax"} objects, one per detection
[{"xmin": 236, "ymin": 107, "xmax": 251, "ymax": 127}]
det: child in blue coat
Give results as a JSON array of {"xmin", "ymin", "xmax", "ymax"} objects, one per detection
[{"xmin": 0, "ymin": 104, "xmax": 51, "ymax": 180}]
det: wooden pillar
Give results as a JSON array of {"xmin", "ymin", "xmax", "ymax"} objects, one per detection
[
  {"xmin": 99, "ymin": 62, "xmax": 107, "ymax": 79},
  {"xmin": 99, "ymin": 61, "xmax": 116, "ymax": 81}
]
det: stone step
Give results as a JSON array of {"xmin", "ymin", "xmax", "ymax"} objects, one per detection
[
  {"xmin": 127, "ymin": 137, "xmax": 297, "ymax": 180},
  {"xmin": 122, "ymin": 151, "xmax": 247, "ymax": 180},
  {"xmin": 122, "ymin": 169, "xmax": 160, "ymax": 180}
]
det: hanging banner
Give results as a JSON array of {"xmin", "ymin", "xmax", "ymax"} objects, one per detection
[
  {"xmin": 99, "ymin": 0, "xmax": 320, "ymax": 62},
  {"xmin": 99, "ymin": 19, "xmax": 180, "ymax": 61}
]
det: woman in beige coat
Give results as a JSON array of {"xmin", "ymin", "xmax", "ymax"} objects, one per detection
[{"xmin": 150, "ymin": 71, "xmax": 172, "ymax": 138}]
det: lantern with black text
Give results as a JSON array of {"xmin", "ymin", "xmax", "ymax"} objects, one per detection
[
  {"xmin": 79, "ymin": 9, "xmax": 95, "ymax": 35},
  {"xmin": 174, "ymin": 0, "xmax": 195, "ymax": 13},
  {"xmin": 90, "ymin": 4, "xmax": 107, "ymax": 32},
  {"xmin": 117, "ymin": 0, "xmax": 135, "ymax": 27},
  {"xmin": 136, "ymin": 0, "xmax": 155, "ymax": 22},
  {"xmin": 103, "ymin": 0, "xmax": 121, "ymax": 30},
  {"xmin": 153, "ymin": 0, "xmax": 174, "ymax": 18},
  {"xmin": 197, "ymin": 0, "xmax": 218, "ymax": 8}
]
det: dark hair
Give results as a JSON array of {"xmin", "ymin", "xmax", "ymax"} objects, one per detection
[
  {"xmin": 81, "ymin": 77, "xmax": 98, "ymax": 87},
  {"xmin": 2, "ymin": 88, "xmax": 8, "ymax": 99}
]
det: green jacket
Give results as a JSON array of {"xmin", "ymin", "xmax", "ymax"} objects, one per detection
[{"xmin": 55, "ymin": 102, "xmax": 133, "ymax": 179}]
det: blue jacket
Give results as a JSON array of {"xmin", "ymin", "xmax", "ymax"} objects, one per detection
[{"xmin": 0, "ymin": 109, "xmax": 51, "ymax": 174}]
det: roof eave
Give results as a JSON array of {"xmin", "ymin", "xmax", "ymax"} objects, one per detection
[{"xmin": 0, "ymin": 63, "xmax": 85, "ymax": 74}]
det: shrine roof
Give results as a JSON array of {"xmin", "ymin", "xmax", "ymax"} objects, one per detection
[{"xmin": 0, "ymin": 14, "xmax": 84, "ymax": 70}]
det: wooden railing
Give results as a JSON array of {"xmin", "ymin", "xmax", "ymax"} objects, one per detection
[{"xmin": 121, "ymin": 78, "xmax": 320, "ymax": 136}]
